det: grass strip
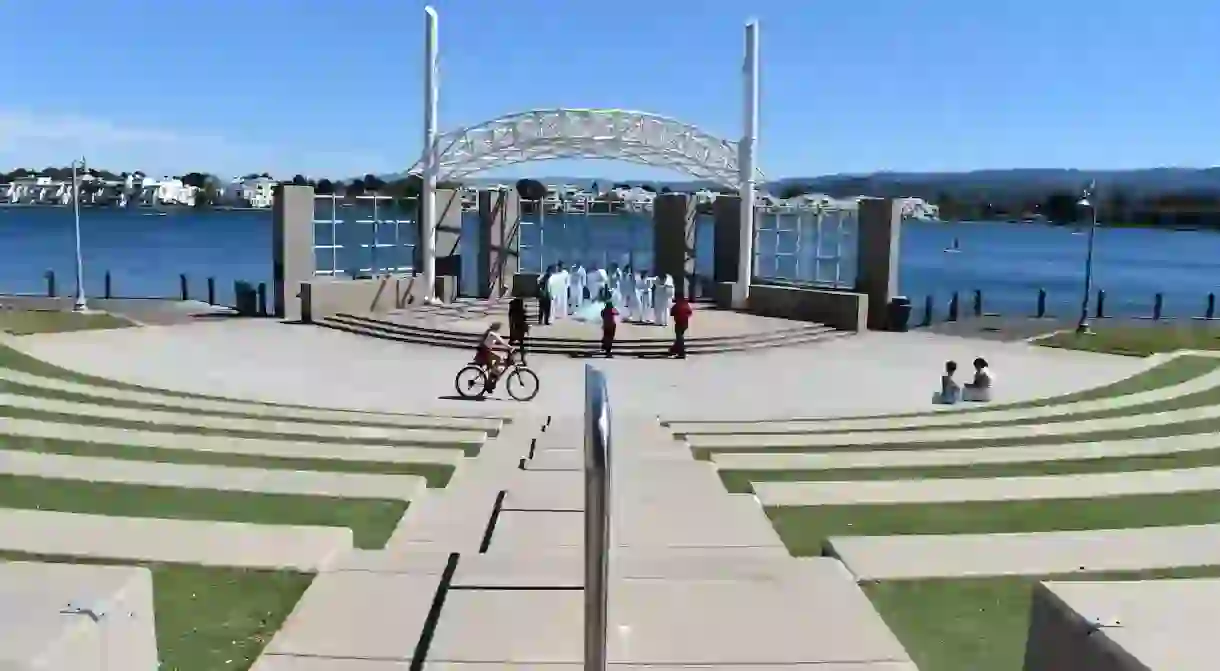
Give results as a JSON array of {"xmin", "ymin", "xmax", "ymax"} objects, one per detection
[
  {"xmin": 0, "ymin": 474, "xmax": 406, "ymax": 549},
  {"xmin": 0, "ymin": 310, "xmax": 134, "ymax": 335},
  {"xmin": 0, "ymin": 434, "xmax": 454, "ymax": 486},
  {"xmin": 865, "ymin": 565, "xmax": 1220, "ymax": 671},
  {"xmin": 1039, "ymin": 324, "xmax": 1220, "ymax": 356},
  {"xmin": 0, "ymin": 550, "xmax": 311, "ymax": 671},
  {"xmin": 0, "ymin": 379, "xmax": 495, "ymax": 433},
  {"xmin": 718, "ymin": 444, "xmax": 1220, "ymax": 493},
  {"xmin": 0, "ymin": 405, "xmax": 480, "ymax": 455},
  {"xmin": 767, "ymin": 490, "xmax": 1220, "ymax": 557}
]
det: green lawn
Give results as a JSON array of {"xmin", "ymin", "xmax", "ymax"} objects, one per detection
[
  {"xmin": 0, "ymin": 474, "xmax": 407, "ymax": 549},
  {"xmin": 0, "ymin": 309, "xmax": 134, "ymax": 335},
  {"xmin": 0, "ymin": 551, "xmax": 312, "ymax": 671},
  {"xmin": 768, "ymin": 490, "xmax": 1220, "ymax": 557},
  {"xmin": 1039, "ymin": 324, "xmax": 1220, "ymax": 356},
  {"xmin": 865, "ymin": 565, "xmax": 1220, "ymax": 671}
]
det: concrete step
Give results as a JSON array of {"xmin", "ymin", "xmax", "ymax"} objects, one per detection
[
  {"xmin": 317, "ymin": 314, "xmax": 850, "ymax": 357},
  {"xmin": 0, "ymin": 508, "xmax": 354, "ymax": 570},
  {"xmin": 0, "ymin": 366, "xmax": 507, "ymax": 433}
]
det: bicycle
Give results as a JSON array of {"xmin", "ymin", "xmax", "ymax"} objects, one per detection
[{"xmin": 454, "ymin": 347, "xmax": 540, "ymax": 401}]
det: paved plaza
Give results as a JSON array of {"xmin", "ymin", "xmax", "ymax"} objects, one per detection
[{"xmin": 0, "ymin": 317, "xmax": 1210, "ymax": 670}]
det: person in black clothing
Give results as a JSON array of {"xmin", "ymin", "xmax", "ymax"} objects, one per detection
[
  {"xmin": 537, "ymin": 265, "xmax": 553, "ymax": 325},
  {"xmin": 508, "ymin": 297, "xmax": 529, "ymax": 363}
]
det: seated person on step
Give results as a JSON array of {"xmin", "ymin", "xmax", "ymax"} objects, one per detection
[
  {"xmin": 475, "ymin": 322, "xmax": 512, "ymax": 389},
  {"xmin": 963, "ymin": 357, "xmax": 993, "ymax": 402},
  {"xmin": 933, "ymin": 360, "xmax": 961, "ymax": 404}
]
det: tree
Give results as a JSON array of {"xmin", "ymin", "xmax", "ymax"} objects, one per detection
[
  {"xmin": 291, "ymin": 174, "xmax": 308, "ymax": 186},
  {"xmin": 611, "ymin": 182, "xmax": 631, "ymax": 191},
  {"xmin": 515, "ymin": 178, "xmax": 547, "ymax": 201},
  {"xmin": 180, "ymin": 172, "xmax": 209, "ymax": 188},
  {"xmin": 194, "ymin": 184, "xmax": 217, "ymax": 208},
  {"xmin": 1041, "ymin": 191, "xmax": 1080, "ymax": 224},
  {"xmin": 315, "ymin": 178, "xmax": 335, "ymax": 195},
  {"xmin": 778, "ymin": 183, "xmax": 809, "ymax": 200},
  {"xmin": 346, "ymin": 178, "xmax": 366, "ymax": 196},
  {"xmin": 660, "ymin": 186, "xmax": 673, "ymax": 194},
  {"xmin": 363, "ymin": 174, "xmax": 386, "ymax": 192},
  {"xmin": 638, "ymin": 184, "xmax": 656, "ymax": 193}
]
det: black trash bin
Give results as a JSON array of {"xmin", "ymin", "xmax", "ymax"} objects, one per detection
[
  {"xmin": 888, "ymin": 296, "xmax": 912, "ymax": 332},
  {"xmin": 234, "ymin": 281, "xmax": 258, "ymax": 316}
]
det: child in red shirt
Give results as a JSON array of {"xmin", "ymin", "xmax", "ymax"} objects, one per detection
[
  {"xmin": 670, "ymin": 297, "xmax": 693, "ymax": 358},
  {"xmin": 600, "ymin": 301, "xmax": 618, "ymax": 357}
]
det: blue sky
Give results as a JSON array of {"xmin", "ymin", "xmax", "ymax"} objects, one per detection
[{"xmin": 2, "ymin": 0, "xmax": 1217, "ymax": 181}]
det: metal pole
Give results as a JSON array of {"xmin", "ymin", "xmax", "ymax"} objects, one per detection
[
  {"xmin": 583, "ymin": 364, "xmax": 611, "ymax": 671},
  {"xmin": 421, "ymin": 5, "xmax": 440, "ymax": 302},
  {"xmin": 1076, "ymin": 192, "xmax": 1097, "ymax": 334},
  {"xmin": 734, "ymin": 19, "xmax": 760, "ymax": 308},
  {"xmin": 71, "ymin": 158, "xmax": 88, "ymax": 312}
]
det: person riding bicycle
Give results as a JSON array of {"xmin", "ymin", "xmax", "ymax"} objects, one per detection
[{"xmin": 475, "ymin": 321, "xmax": 513, "ymax": 390}]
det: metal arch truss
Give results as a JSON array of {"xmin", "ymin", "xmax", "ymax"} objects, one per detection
[{"xmin": 411, "ymin": 108, "xmax": 764, "ymax": 190}]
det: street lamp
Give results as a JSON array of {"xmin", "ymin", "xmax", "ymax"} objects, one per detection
[
  {"xmin": 1075, "ymin": 181, "xmax": 1098, "ymax": 334},
  {"xmin": 70, "ymin": 157, "xmax": 88, "ymax": 313}
]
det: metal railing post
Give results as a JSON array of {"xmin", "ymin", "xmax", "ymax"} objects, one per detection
[{"xmin": 583, "ymin": 364, "xmax": 611, "ymax": 671}]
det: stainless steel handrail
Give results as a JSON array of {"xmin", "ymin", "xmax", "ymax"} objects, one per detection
[{"xmin": 583, "ymin": 363, "xmax": 612, "ymax": 671}]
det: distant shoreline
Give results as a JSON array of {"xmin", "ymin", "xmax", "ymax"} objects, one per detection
[{"xmin": 0, "ymin": 204, "xmax": 268, "ymax": 212}]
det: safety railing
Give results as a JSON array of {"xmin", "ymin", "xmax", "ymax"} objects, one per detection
[
  {"xmin": 753, "ymin": 204, "xmax": 857, "ymax": 288},
  {"xmin": 583, "ymin": 363, "xmax": 611, "ymax": 671}
]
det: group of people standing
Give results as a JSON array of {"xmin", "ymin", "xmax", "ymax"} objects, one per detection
[{"xmin": 536, "ymin": 261, "xmax": 677, "ymax": 327}]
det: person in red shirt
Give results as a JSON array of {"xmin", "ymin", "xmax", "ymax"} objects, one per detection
[
  {"xmin": 670, "ymin": 296, "xmax": 693, "ymax": 358},
  {"xmin": 600, "ymin": 301, "xmax": 619, "ymax": 357}
]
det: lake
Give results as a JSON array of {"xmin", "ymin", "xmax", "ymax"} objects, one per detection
[{"xmin": 2, "ymin": 205, "xmax": 1218, "ymax": 319}]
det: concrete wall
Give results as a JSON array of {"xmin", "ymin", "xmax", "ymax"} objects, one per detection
[
  {"xmin": 272, "ymin": 185, "xmax": 316, "ymax": 321},
  {"xmin": 298, "ymin": 274, "xmax": 456, "ymax": 322},
  {"xmin": 717, "ymin": 282, "xmax": 867, "ymax": 332},
  {"xmin": 653, "ymin": 193, "xmax": 697, "ymax": 300},
  {"xmin": 1023, "ymin": 582, "xmax": 1145, "ymax": 671},
  {"xmin": 477, "ymin": 189, "xmax": 521, "ymax": 299},
  {"xmin": 855, "ymin": 198, "xmax": 902, "ymax": 330}
]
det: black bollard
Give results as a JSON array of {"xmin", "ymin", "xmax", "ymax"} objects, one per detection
[
  {"xmin": 206, "ymin": 277, "xmax": 216, "ymax": 305},
  {"xmin": 179, "ymin": 274, "xmax": 189, "ymax": 301},
  {"xmin": 1208, "ymin": 293, "xmax": 1216, "ymax": 320},
  {"xmin": 44, "ymin": 270, "xmax": 56, "ymax": 298},
  {"xmin": 972, "ymin": 289, "xmax": 983, "ymax": 317},
  {"xmin": 256, "ymin": 282, "xmax": 268, "ymax": 316},
  {"xmin": 1036, "ymin": 288, "xmax": 1047, "ymax": 318},
  {"xmin": 103, "ymin": 271, "xmax": 112, "ymax": 299},
  {"xmin": 1153, "ymin": 293, "xmax": 1164, "ymax": 321},
  {"xmin": 1095, "ymin": 290, "xmax": 1106, "ymax": 319},
  {"xmin": 948, "ymin": 292, "xmax": 960, "ymax": 322},
  {"xmin": 922, "ymin": 295, "xmax": 934, "ymax": 327}
]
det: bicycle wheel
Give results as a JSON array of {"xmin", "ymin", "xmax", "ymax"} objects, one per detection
[
  {"xmin": 504, "ymin": 366, "xmax": 540, "ymax": 402},
  {"xmin": 454, "ymin": 365, "xmax": 489, "ymax": 398}
]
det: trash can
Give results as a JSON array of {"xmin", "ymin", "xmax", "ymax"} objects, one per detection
[
  {"xmin": 234, "ymin": 281, "xmax": 258, "ymax": 316},
  {"xmin": 888, "ymin": 296, "xmax": 912, "ymax": 332}
]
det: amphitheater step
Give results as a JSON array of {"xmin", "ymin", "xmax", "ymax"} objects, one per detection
[{"xmin": 315, "ymin": 311, "xmax": 849, "ymax": 356}]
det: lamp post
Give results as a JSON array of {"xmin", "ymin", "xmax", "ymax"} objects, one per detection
[
  {"xmin": 70, "ymin": 157, "xmax": 89, "ymax": 313},
  {"xmin": 1075, "ymin": 182, "xmax": 1098, "ymax": 334}
]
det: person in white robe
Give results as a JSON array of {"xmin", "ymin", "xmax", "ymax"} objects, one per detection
[
  {"xmin": 587, "ymin": 265, "xmax": 607, "ymax": 303},
  {"xmin": 609, "ymin": 265, "xmax": 624, "ymax": 307},
  {"xmin": 656, "ymin": 273, "xmax": 675, "ymax": 326},
  {"xmin": 639, "ymin": 271, "xmax": 655, "ymax": 323},
  {"xmin": 633, "ymin": 270, "xmax": 649, "ymax": 324},
  {"xmin": 569, "ymin": 264, "xmax": 586, "ymax": 313},
  {"xmin": 554, "ymin": 264, "xmax": 570, "ymax": 319},
  {"xmin": 547, "ymin": 269, "xmax": 567, "ymax": 322}
]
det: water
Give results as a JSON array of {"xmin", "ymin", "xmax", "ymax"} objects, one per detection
[{"xmin": 3, "ymin": 205, "xmax": 1219, "ymax": 318}]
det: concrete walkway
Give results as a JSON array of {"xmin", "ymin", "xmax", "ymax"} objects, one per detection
[
  {"xmin": 754, "ymin": 465, "xmax": 1220, "ymax": 506},
  {"xmin": 828, "ymin": 524, "xmax": 1220, "ymax": 580},
  {"xmin": 710, "ymin": 434, "xmax": 1220, "ymax": 472}
]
